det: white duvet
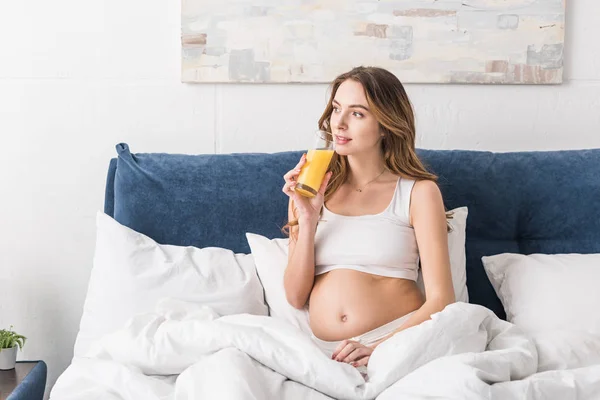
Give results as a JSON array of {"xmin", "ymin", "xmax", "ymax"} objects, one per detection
[{"xmin": 50, "ymin": 299, "xmax": 600, "ymax": 400}]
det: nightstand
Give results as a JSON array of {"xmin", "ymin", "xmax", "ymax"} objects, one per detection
[{"xmin": 0, "ymin": 361, "xmax": 47, "ymax": 400}]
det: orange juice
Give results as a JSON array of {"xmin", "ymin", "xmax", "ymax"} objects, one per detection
[{"xmin": 295, "ymin": 149, "xmax": 335, "ymax": 198}]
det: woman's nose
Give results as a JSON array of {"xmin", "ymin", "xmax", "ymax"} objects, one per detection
[{"xmin": 336, "ymin": 114, "xmax": 347, "ymax": 130}]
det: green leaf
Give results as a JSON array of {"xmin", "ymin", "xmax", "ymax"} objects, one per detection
[{"xmin": 0, "ymin": 327, "xmax": 26, "ymax": 349}]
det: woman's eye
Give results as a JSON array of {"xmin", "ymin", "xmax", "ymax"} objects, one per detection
[
  {"xmin": 353, "ymin": 112, "xmax": 364, "ymax": 118},
  {"xmin": 333, "ymin": 107, "xmax": 340, "ymax": 113}
]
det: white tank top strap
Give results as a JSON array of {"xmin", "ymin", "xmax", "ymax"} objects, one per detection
[{"xmin": 385, "ymin": 177, "xmax": 415, "ymax": 225}]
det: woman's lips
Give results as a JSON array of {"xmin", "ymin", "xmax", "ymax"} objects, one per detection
[{"xmin": 335, "ymin": 135, "xmax": 352, "ymax": 145}]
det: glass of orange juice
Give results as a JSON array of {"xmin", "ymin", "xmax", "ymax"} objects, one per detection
[{"xmin": 295, "ymin": 130, "xmax": 335, "ymax": 198}]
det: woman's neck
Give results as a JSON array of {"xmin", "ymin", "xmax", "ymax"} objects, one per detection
[{"xmin": 345, "ymin": 152, "xmax": 388, "ymax": 186}]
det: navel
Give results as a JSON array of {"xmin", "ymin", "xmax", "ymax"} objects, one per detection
[{"xmin": 340, "ymin": 314, "xmax": 348, "ymax": 323}]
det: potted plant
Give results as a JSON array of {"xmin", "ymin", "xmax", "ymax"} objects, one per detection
[{"xmin": 0, "ymin": 326, "xmax": 26, "ymax": 370}]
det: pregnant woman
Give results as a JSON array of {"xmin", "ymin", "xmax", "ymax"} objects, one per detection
[{"xmin": 282, "ymin": 66, "xmax": 455, "ymax": 369}]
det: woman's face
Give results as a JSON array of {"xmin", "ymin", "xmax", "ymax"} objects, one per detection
[{"xmin": 329, "ymin": 79, "xmax": 382, "ymax": 157}]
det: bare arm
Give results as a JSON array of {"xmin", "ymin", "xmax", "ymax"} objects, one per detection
[
  {"xmin": 283, "ymin": 199, "xmax": 317, "ymax": 309},
  {"xmin": 280, "ymin": 155, "xmax": 332, "ymax": 310}
]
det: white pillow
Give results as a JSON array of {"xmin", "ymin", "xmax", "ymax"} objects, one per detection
[
  {"xmin": 245, "ymin": 206, "xmax": 469, "ymax": 335},
  {"xmin": 245, "ymin": 233, "xmax": 312, "ymax": 335},
  {"xmin": 74, "ymin": 212, "xmax": 268, "ymax": 357},
  {"xmin": 482, "ymin": 253, "xmax": 600, "ymax": 334}
]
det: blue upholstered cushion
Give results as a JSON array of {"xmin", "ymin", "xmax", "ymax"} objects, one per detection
[
  {"xmin": 8, "ymin": 361, "xmax": 47, "ymax": 400},
  {"xmin": 109, "ymin": 143, "xmax": 300, "ymax": 252},
  {"xmin": 105, "ymin": 144, "xmax": 600, "ymax": 319}
]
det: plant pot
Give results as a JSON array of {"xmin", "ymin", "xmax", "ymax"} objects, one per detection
[{"xmin": 0, "ymin": 346, "xmax": 18, "ymax": 370}]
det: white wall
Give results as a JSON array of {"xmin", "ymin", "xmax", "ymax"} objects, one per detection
[{"xmin": 0, "ymin": 0, "xmax": 598, "ymax": 396}]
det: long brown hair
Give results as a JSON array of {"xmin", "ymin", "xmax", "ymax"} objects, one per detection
[{"xmin": 284, "ymin": 66, "xmax": 451, "ymax": 239}]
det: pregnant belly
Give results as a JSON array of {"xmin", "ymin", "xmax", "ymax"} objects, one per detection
[{"xmin": 308, "ymin": 269, "xmax": 425, "ymax": 341}]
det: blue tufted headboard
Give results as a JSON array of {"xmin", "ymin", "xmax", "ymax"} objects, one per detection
[{"xmin": 104, "ymin": 143, "xmax": 600, "ymax": 319}]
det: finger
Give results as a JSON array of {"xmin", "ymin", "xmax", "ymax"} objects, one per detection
[
  {"xmin": 336, "ymin": 343, "xmax": 357, "ymax": 362},
  {"xmin": 282, "ymin": 181, "xmax": 292, "ymax": 194},
  {"xmin": 352, "ymin": 356, "xmax": 370, "ymax": 368},
  {"xmin": 318, "ymin": 171, "xmax": 333, "ymax": 195},
  {"xmin": 343, "ymin": 348, "xmax": 369, "ymax": 363},
  {"xmin": 283, "ymin": 168, "xmax": 301, "ymax": 183},
  {"xmin": 282, "ymin": 181, "xmax": 296, "ymax": 196},
  {"xmin": 283, "ymin": 154, "xmax": 308, "ymax": 184},
  {"xmin": 295, "ymin": 153, "xmax": 307, "ymax": 169},
  {"xmin": 285, "ymin": 155, "xmax": 306, "ymax": 181},
  {"xmin": 332, "ymin": 340, "xmax": 349, "ymax": 360},
  {"xmin": 290, "ymin": 190, "xmax": 307, "ymax": 209},
  {"xmin": 334, "ymin": 343, "xmax": 357, "ymax": 362}
]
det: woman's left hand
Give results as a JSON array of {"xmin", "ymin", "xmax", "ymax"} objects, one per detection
[{"xmin": 332, "ymin": 340, "xmax": 374, "ymax": 367}]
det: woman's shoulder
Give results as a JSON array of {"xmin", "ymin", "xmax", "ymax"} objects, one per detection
[
  {"xmin": 391, "ymin": 173, "xmax": 418, "ymax": 183},
  {"xmin": 407, "ymin": 178, "xmax": 442, "ymax": 206},
  {"xmin": 408, "ymin": 179, "xmax": 444, "ymax": 224},
  {"xmin": 394, "ymin": 174, "xmax": 438, "ymax": 190},
  {"xmin": 411, "ymin": 179, "xmax": 441, "ymax": 197}
]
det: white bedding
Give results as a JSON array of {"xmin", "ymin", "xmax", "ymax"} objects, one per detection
[{"xmin": 50, "ymin": 299, "xmax": 600, "ymax": 400}]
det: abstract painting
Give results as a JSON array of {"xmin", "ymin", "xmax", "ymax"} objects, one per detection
[{"xmin": 181, "ymin": 0, "xmax": 565, "ymax": 84}]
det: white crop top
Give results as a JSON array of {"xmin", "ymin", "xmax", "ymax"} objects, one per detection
[{"xmin": 314, "ymin": 178, "xmax": 420, "ymax": 280}]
